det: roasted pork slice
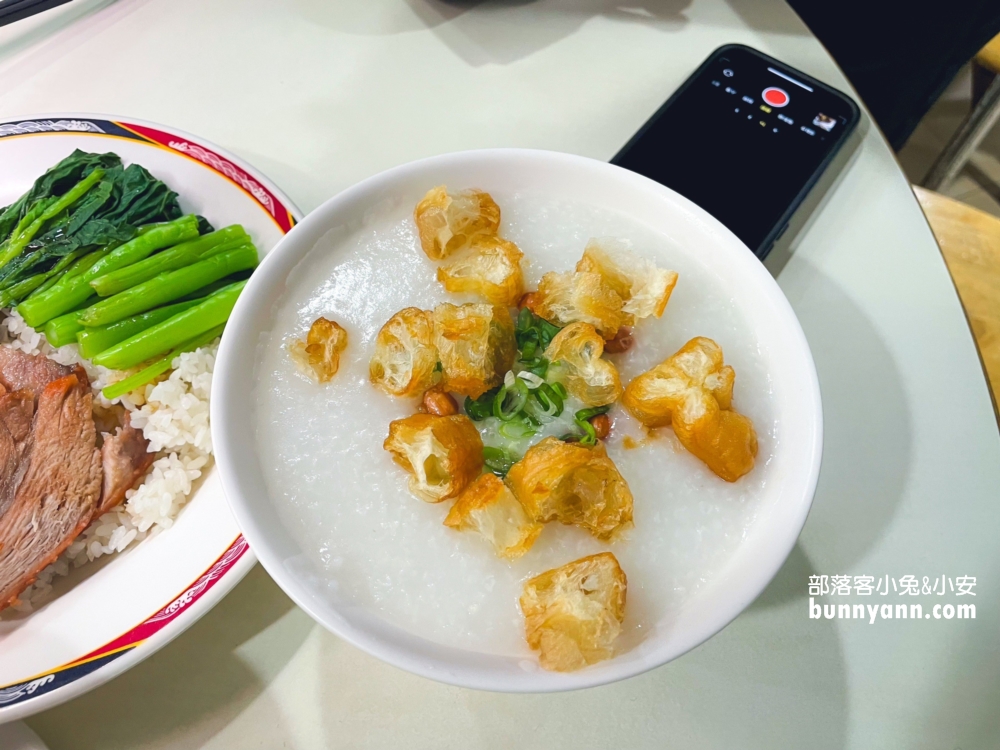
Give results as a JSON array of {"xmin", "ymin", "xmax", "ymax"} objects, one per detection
[
  {"xmin": 97, "ymin": 413, "xmax": 154, "ymax": 515},
  {"xmin": 0, "ymin": 391, "xmax": 34, "ymax": 518},
  {"xmin": 0, "ymin": 346, "xmax": 89, "ymax": 393},
  {"xmin": 0, "ymin": 374, "xmax": 102, "ymax": 609}
]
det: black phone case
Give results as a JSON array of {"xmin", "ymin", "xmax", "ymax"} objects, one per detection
[{"xmin": 611, "ymin": 43, "xmax": 861, "ymax": 260}]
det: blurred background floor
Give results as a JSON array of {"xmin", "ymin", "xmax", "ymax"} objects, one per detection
[{"xmin": 900, "ymin": 65, "xmax": 1000, "ymax": 218}]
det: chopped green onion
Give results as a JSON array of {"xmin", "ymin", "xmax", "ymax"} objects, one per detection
[
  {"xmin": 534, "ymin": 382, "xmax": 564, "ymax": 417},
  {"xmin": 576, "ymin": 419, "xmax": 598, "ymax": 446},
  {"xmin": 550, "ymin": 382, "xmax": 568, "ymax": 399},
  {"xmin": 575, "ymin": 406, "xmax": 611, "ymax": 421},
  {"xmin": 483, "ymin": 446, "xmax": 516, "ymax": 476},
  {"xmin": 499, "ymin": 418, "xmax": 537, "ymax": 439},
  {"xmin": 517, "ymin": 371, "xmax": 544, "ymax": 389},
  {"xmin": 574, "ymin": 405, "xmax": 610, "ymax": 446},
  {"xmin": 493, "ymin": 379, "xmax": 529, "ymax": 421},
  {"xmin": 464, "ymin": 387, "xmax": 498, "ymax": 421}
]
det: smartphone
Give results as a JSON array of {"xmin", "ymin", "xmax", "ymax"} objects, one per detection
[{"xmin": 612, "ymin": 44, "xmax": 860, "ymax": 260}]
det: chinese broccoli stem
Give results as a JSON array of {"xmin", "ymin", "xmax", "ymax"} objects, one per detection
[
  {"xmin": 86, "ymin": 214, "xmax": 201, "ymax": 279},
  {"xmin": 76, "ymin": 299, "xmax": 200, "ymax": 359},
  {"xmin": 0, "ymin": 247, "xmax": 91, "ymax": 307},
  {"xmin": 101, "ymin": 323, "xmax": 225, "ymax": 401},
  {"xmin": 93, "ymin": 281, "xmax": 245, "ymax": 370},
  {"xmin": 44, "ymin": 310, "xmax": 87, "ymax": 348},
  {"xmin": 89, "ymin": 225, "xmax": 249, "ymax": 296},
  {"xmin": 0, "ymin": 169, "xmax": 105, "ymax": 270},
  {"xmin": 17, "ymin": 215, "xmax": 199, "ymax": 327},
  {"xmin": 78, "ymin": 245, "xmax": 257, "ymax": 328}
]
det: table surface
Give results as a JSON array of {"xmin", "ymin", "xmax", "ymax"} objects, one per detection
[{"xmin": 3, "ymin": 1, "xmax": 999, "ymax": 748}]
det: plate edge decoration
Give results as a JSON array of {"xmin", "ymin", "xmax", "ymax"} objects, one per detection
[{"xmin": 0, "ymin": 536, "xmax": 250, "ymax": 707}]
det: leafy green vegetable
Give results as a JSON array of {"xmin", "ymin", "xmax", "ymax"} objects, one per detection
[
  {"xmin": 0, "ymin": 150, "xmax": 119, "ymax": 243},
  {"xmin": 0, "ymin": 150, "xmax": 193, "ymax": 306}
]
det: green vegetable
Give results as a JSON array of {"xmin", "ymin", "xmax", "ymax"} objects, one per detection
[
  {"xmin": 76, "ymin": 300, "xmax": 201, "ymax": 359},
  {"xmin": 493, "ymin": 378, "xmax": 529, "ymax": 421},
  {"xmin": 88, "ymin": 215, "xmax": 200, "ymax": 279},
  {"xmin": 514, "ymin": 307, "xmax": 561, "ymax": 354},
  {"xmin": 44, "ymin": 310, "xmax": 87, "ymax": 348},
  {"xmin": 574, "ymin": 406, "xmax": 611, "ymax": 446},
  {"xmin": 93, "ymin": 280, "xmax": 246, "ymax": 370},
  {"xmin": 0, "ymin": 168, "xmax": 106, "ymax": 269},
  {"xmin": 78, "ymin": 245, "xmax": 257, "ymax": 328},
  {"xmin": 482, "ymin": 446, "xmax": 517, "ymax": 477},
  {"xmin": 498, "ymin": 418, "xmax": 537, "ymax": 439},
  {"xmin": 0, "ymin": 150, "xmax": 118, "ymax": 246},
  {"xmin": 101, "ymin": 323, "xmax": 225, "ymax": 401},
  {"xmin": 464, "ymin": 387, "xmax": 498, "ymax": 421},
  {"xmin": 530, "ymin": 382, "xmax": 564, "ymax": 418},
  {"xmin": 89, "ymin": 225, "xmax": 249, "ymax": 296},
  {"xmin": 0, "ymin": 151, "xmax": 190, "ymax": 315},
  {"xmin": 16, "ymin": 215, "xmax": 202, "ymax": 327}
]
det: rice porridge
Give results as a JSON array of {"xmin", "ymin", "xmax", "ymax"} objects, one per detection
[{"xmin": 253, "ymin": 191, "xmax": 776, "ymax": 657}]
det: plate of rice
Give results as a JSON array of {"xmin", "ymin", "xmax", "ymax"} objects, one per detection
[{"xmin": 0, "ymin": 114, "xmax": 300, "ymax": 721}]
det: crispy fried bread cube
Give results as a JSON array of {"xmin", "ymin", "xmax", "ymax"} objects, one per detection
[
  {"xmin": 519, "ymin": 552, "xmax": 627, "ymax": 672},
  {"xmin": 576, "ymin": 238, "xmax": 678, "ymax": 325},
  {"xmin": 384, "ymin": 413, "xmax": 484, "ymax": 503},
  {"xmin": 431, "ymin": 302, "xmax": 516, "ymax": 398},
  {"xmin": 288, "ymin": 317, "xmax": 348, "ymax": 383},
  {"xmin": 533, "ymin": 271, "xmax": 624, "ymax": 340},
  {"xmin": 622, "ymin": 337, "xmax": 756, "ymax": 481},
  {"xmin": 506, "ymin": 437, "xmax": 633, "ymax": 540},
  {"xmin": 443, "ymin": 473, "xmax": 542, "ymax": 559},
  {"xmin": 369, "ymin": 307, "xmax": 440, "ymax": 397},
  {"xmin": 414, "ymin": 186, "xmax": 501, "ymax": 260},
  {"xmin": 544, "ymin": 322, "xmax": 622, "ymax": 407},
  {"xmin": 437, "ymin": 235, "xmax": 525, "ymax": 306}
]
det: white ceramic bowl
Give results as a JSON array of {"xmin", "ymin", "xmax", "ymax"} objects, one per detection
[{"xmin": 213, "ymin": 149, "xmax": 822, "ymax": 692}]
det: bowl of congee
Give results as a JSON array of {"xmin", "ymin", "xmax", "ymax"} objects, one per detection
[{"xmin": 212, "ymin": 149, "xmax": 822, "ymax": 692}]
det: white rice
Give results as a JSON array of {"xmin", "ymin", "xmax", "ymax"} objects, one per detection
[{"xmin": 0, "ymin": 310, "xmax": 216, "ymax": 612}]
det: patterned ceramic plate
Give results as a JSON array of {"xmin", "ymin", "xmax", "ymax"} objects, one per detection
[{"xmin": 0, "ymin": 114, "xmax": 300, "ymax": 722}]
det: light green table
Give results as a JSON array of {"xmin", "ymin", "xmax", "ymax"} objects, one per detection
[{"xmin": 2, "ymin": 0, "xmax": 998, "ymax": 747}]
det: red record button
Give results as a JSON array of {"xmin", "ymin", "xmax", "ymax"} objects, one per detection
[{"xmin": 762, "ymin": 87, "xmax": 789, "ymax": 107}]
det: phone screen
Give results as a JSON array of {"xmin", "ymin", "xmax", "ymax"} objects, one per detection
[{"xmin": 612, "ymin": 45, "xmax": 859, "ymax": 257}]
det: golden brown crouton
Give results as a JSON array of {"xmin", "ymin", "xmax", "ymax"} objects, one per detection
[
  {"xmin": 533, "ymin": 271, "xmax": 624, "ymax": 340},
  {"xmin": 431, "ymin": 302, "xmax": 516, "ymax": 398},
  {"xmin": 369, "ymin": 308, "xmax": 440, "ymax": 398},
  {"xmin": 437, "ymin": 235, "xmax": 525, "ymax": 306},
  {"xmin": 544, "ymin": 322, "xmax": 622, "ymax": 407},
  {"xmin": 576, "ymin": 238, "xmax": 678, "ymax": 325},
  {"xmin": 505, "ymin": 437, "xmax": 633, "ymax": 540},
  {"xmin": 414, "ymin": 186, "xmax": 501, "ymax": 260},
  {"xmin": 443, "ymin": 474, "xmax": 542, "ymax": 559},
  {"xmin": 289, "ymin": 317, "xmax": 348, "ymax": 383},
  {"xmin": 520, "ymin": 552, "xmax": 627, "ymax": 672},
  {"xmin": 384, "ymin": 413, "xmax": 484, "ymax": 503},
  {"xmin": 622, "ymin": 337, "xmax": 756, "ymax": 482}
]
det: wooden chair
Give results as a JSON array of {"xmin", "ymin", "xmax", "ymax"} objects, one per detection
[
  {"xmin": 922, "ymin": 33, "xmax": 1000, "ymax": 190},
  {"xmin": 914, "ymin": 186, "xmax": 1000, "ymax": 404}
]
